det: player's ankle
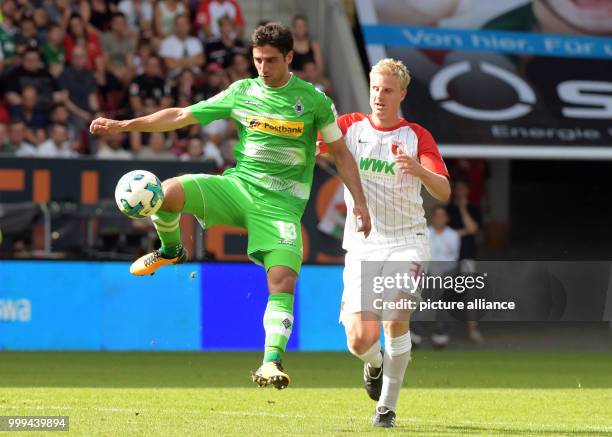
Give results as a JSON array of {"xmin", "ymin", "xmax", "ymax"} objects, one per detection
[
  {"xmin": 263, "ymin": 351, "xmax": 282, "ymax": 364},
  {"xmin": 160, "ymin": 244, "xmax": 182, "ymax": 259}
]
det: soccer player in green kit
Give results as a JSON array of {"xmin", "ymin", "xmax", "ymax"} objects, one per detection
[{"xmin": 90, "ymin": 22, "xmax": 371, "ymax": 389}]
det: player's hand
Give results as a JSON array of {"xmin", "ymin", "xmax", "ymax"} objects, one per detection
[
  {"xmin": 353, "ymin": 204, "xmax": 372, "ymax": 238},
  {"xmin": 89, "ymin": 117, "xmax": 124, "ymax": 135},
  {"xmin": 395, "ymin": 148, "xmax": 425, "ymax": 177}
]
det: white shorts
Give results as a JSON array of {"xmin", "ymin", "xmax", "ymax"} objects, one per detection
[{"xmin": 340, "ymin": 243, "xmax": 430, "ymax": 324}]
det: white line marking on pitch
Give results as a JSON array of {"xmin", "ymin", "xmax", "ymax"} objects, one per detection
[{"xmin": 0, "ymin": 405, "xmax": 137, "ymax": 413}]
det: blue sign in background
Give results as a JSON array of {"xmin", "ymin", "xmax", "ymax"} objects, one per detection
[
  {"xmin": 298, "ymin": 265, "xmax": 345, "ymax": 351},
  {"xmin": 0, "ymin": 261, "xmax": 201, "ymax": 350},
  {"xmin": 0, "ymin": 261, "xmax": 347, "ymax": 351},
  {"xmin": 363, "ymin": 24, "xmax": 612, "ymax": 59},
  {"xmin": 200, "ymin": 263, "xmax": 300, "ymax": 351}
]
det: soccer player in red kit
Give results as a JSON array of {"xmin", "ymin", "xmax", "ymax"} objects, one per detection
[{"xmin": 319, "ymin": 58, "xmax": 450, "ymax": 427}]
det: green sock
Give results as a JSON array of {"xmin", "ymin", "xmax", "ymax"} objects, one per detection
[
  {"xmin": 263, "ymin": 292, "xmax": 294, "ymax": 363},
  {"xmin": 151, "ymin": 210, "xmax": 182, "ymax": 258}
]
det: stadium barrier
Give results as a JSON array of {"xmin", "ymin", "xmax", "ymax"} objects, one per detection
[{"xmin": 0, "ymin": 157, "xmax": 346, "ymax": 262}]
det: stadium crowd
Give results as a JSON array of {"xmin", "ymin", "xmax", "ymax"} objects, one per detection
[{"xmin": 0, "ymin": 0, "xmax": 331, "ymax": 170}]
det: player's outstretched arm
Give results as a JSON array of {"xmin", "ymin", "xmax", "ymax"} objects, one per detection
[
  {"xmin": 326, "ymin": 137, "xmax": 372, "ymax": 238},
  {"xmin": 89, "ymin": 107, "xmax": 198, "ymax": 135}
]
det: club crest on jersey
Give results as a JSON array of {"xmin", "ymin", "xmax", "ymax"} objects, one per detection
[
  {"xmin": 293, "ymin": 99, "xmax": 304, "ymax": 116},
  {"xmin": 391, "ymin": 141, "xmax": 403, "ymax": 155}
]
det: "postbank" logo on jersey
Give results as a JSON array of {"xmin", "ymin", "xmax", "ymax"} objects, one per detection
[{"xmin": 246, "ymin": 115, "xmax": 304, "ymax": 137}]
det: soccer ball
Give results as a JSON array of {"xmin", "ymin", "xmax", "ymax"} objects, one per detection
[{"xmin": 114, "ymin": 170, "xmax": 164, "ymax": 219}]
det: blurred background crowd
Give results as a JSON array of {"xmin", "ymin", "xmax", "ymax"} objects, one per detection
[{"xmin": 0, "ymin": 0, "xmax": 333, "ymax": 170}]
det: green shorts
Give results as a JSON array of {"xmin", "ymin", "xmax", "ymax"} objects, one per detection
[{"xmin": 178, "ymin": 174, "xmax": 303, "ymax": 273}]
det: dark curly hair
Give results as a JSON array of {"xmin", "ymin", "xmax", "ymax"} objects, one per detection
[{"xmin": 251, "ymin": 22, "xmax": 293, "ymax": 56}]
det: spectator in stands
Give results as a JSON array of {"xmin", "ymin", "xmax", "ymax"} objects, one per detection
[
  {"xmin": 46, "ymin": 0, "xmax": 76, "ymax": 31},
  {"xmin": 5, "ymin": 119, "xmax": 37, "ymax": 157},
  {"xmin": 170, "ymin": 68, "xmax": 205, "ymax": 107},
  {"xmin": 0, "ymin": 2, "xmax": 19, "ymax": 71},
  {"xmin": 204, "ymin": 15, "xmax": 247, "ymax": 68},
  {"xmin": 0, "ymin": 122, "xmax": 9, "ymax": 152},
  {"xmin": 96, "ymin": 132, "xmax": 132, "ymax": 159},
  {"xmin": 179, "ymin": 136, "xmax": 223, "ymax": 167},
  {"xmin": 87, "ymin": 0, "xmax": 114, "ymax": 33},
  {"xmin": 0, "ymin": 44, "xmax": 5, "ymax": 78},
  {"xmin": 154, "ymin": 0, "xmax": 187, "ymax": 38},
  {"xmin": 49, "ymin": 103, "xmax": 71, "ymax": 126},
  {"xmin": 133, "ymin": 37, "xmax": 154, "ymax": 75},
  {"xmin": 0, "ymin": 0, "xmax": 20, "ymax": 26},
  {"xmin": 159, "ymin": 14, "xmax": 204, "ymax": 79},
  {"xmin": 4, "ymin": 48, "xmax": 62, "ymax": 112},
  {"xmin": 451, "ymin": 158, "xmax": 488, "ymax": 208},
  {"xmin": 37, "ymin": 122, "xmax": 78, "ymax": 158},
  {"xmin": 422, "ymin": 204, "xmax": 461, "ymax": 348},
  {"xmin": 300, "ymin": 60, "xmax": 333, "ymax": 96},
  {"xmin": 118, "ymin": 0, "xmax": 154, "ymax": 38},
  {"xmin": 32, "ymin": 8, "xmax": 50, "ymax": 44},
  {"xmin": 195, "ymin": 0, "xmax": 244, "ymax": 40},
  {"xmin": 0, "ymin": 99, "xmax": 8, "ymax": 123},
  {"xmin": 63, "ymin": 14, "xmax": 103, "ymax": 75},
  {"xmin": 41, "ymin": 24, "xmax": 66, "ymax": 78},
  {"xmin": 448, "ymin": 179, "xmax": 482, "ymax": 268},
  {"xmin": 101, "ymin": 12, "xmax": 136, "ymax": 85},
  {"xmin": 169, "ymin": 130, "xmax": 189, "ymax": 157},
  {"xmin": 226, "ymin": 52, "xmax": 252, "ymax": 82},
  {"xmin": 137, "ymin": 131, "xmax": 175, "ymax": 160},
  {"xmin": 9, "ymin": 85, "xmax": 49, "ymax": 146},
  {"xmin": 48, "ymin": 102, "xmax": 80, "ymax": 145},
  {"xmin": 58, "ymin": 45, "xmax": 100, "ymax": 131},
  {"xmin": 290, "ymin": 15, "xmax": 324, "ymax": 79},
  {"xmin": 201, "ymin": 61, "xmax": 229, "ymax": 98},
  {"xmin": 129, "ymin": 55, "xmax": 172, "ymax": 116},
  {"xmin": 447, "ymin": 179, "xmax": 484, "ymax": 343},
  {"xmin": 13, "ymin": 17, "xmax": 40, "ymax": 55}
]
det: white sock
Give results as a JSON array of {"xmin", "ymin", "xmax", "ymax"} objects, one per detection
[
  {"xmin": 377, "ymin": 331, "xmax": 412, "ymax": 412},
  {"xmin": 348, "ymin": 340, "xmax": 383, "ymax": 368}
]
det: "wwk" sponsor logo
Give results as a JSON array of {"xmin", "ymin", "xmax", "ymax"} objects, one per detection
[{"xmin": 359, "ymin": 157, "xmax": 396, "ymax": 175}]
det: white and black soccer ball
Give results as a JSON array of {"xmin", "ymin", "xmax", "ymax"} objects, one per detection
[{"xmin": 114, "ymin": 170, "xmax": 164, "ymax": 219}]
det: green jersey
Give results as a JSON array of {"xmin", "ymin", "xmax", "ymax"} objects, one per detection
[
  {"xmin": 42, "ymin": 43, "xmax": 65, "ymax": 66},
  {"xmin": 189, "ymin": 74, "xmax": 337, "ymax": 216},
  {"xmin": 0, "ymin": 26, "xmax": 15, "ymax": 60}
]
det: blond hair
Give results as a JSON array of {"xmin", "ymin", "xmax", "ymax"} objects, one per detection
[{"xmin": 370, "ymin": 58, "xmax": 411, "ymax": 90}]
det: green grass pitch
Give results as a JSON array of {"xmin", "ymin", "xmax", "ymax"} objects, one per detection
[{"xmin": 1, "ymin": 351, "xmax": 611, "ymax": 436}]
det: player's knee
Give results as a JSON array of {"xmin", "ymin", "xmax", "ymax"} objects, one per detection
[
  {"xmin": 160, "ymin": 178, "xmax": 185, "ymax": 213},
  {"xmin": 267, "ymin": 266, "xmax": 297, "ymax": 293},
  {"xmin": 347, "ymin": 331, "xmax": 379, "ymax": 356},
  {"xmin": 383, "ymin": 320, "xmax": 410, "ymax": 338}
]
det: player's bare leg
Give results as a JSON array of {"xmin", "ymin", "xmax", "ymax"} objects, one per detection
[
  {"xmin": 252, "ymin": 264, "xmax": 297, "ymax": 390},
  {"xmin": 130, "ymin": 178, "xmax": 188, "ymax": 275},
  {"xmin": 344, "ymin": 313, "xmax": 384, "ymax": 401}
]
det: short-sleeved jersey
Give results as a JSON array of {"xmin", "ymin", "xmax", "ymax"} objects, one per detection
[
  {"xmin": 189, "ymin": 74, "xmax": 337, "ymax": 215},
  {"xmin": 332, "ymin": 113, "xmax": 449, "ymax": 250}
]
